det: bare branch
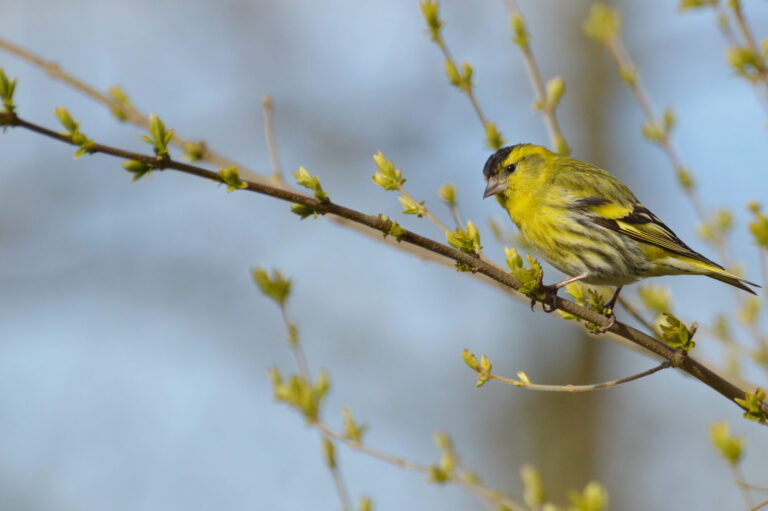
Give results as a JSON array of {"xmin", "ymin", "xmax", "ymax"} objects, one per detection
[{"xmin": 2, "ymin": 110, "xmax": 765, "ymax": 420}]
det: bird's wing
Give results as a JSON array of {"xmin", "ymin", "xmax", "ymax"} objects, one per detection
[{"xmin": 578, "ymin": 197, "xmax": 722, "ymax": 268}]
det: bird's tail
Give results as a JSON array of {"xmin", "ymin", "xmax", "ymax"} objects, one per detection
[
  {"xmin": 663, "ymin": 255, "xmax": 760, "ymax": 294},
  {"xmin": 705, "ymin": 267, "xmax": 759, "ymax": 295}
]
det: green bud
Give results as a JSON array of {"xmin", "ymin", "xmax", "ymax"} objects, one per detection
[
  {"xmin": 399, "ymin": 194, "xmax": 425, "ymax": 217},
  {"xmin": 0, "ymin": 68, "xmax": 17, "ymax": 113},
  {"xmin": 709, "ymin": 421, "xmax": 744, "ymax": 465},
  {"xmin": 747, "ymin": 202, "xmax": 768, "ymax": 248},
  {"xmin": 484, "ymin": 121, "xmax": 506, "ymax": 151},
  {"xmin": 446, "ymin": 220, "xmax": 482, "ymax": 255},
  {"xmin": 122, "ymin": 160, "xmax": 152, "ymax": 182},
  {"xmin": 510, "ymin": 12, "xmax": 529, "ymax": 48},
  {"xmin": 727, "ymin": 46, "xmax": 761, "ymax": 74},
  {"xmin": 55, "ymin": 106, "xmax": 77, "ymax": 132},
  {"xmin": 461, "ymin": 348, "xmax": 480, "ymax": 371},
  {"xmin": 737, "ymin": 297, "xmax": 760, "ymax": 325},
  {"xmin": 287, "ymin": 323, "xmax": 298, "ymax": 346},
  {"xmin": 429, "ymin": 465, "xmax": 449, "ymax": 483},
  {"xmin": 505, "ymin": 247, "xmax": 523, "ymax": 270},
  {"xmin": 251, "ymin": 267, "xmax": 292, "ymax": 305},
  {"xmin": 569, "ymin": 481, "xmax": 608, "ymax": 511},
  {"xmin": 183, "ymin": 141, "xmax": 206, "ymax": 162},
  {"xmin": 290, "ymin": 203, "xmax": 319, "ymax": 219},
  {"xmin": 520, "ymin": 465, "xmax": 545, "ymax": 509},
  {"xmin": 583, "ymin": 3, "xmax": 620, "ymax": 44},
  {"xmin": 504, "ymin": 248, "xmax": 543, "ymax": 296},
  {"xmin": 658, "ymin": 312, "xmax": 695, "ymax": 351},
  {"xmin": 371, "ymin": 151, "xmax": 405, "ymax": 190},
  {"xmin": 357, "ymin": 496, "xmax": 372, "ymax": 511},
  {"xmin": 141, "ymin": 113, "xmax": 174, "ymax": 158},
  {"xmin": 679, "ymin": 0, "xmax": 717, "ymax": 9},
  {"xmin": 554, "ymin": 133, "xmax": 570, "ymax": 156},
  {"xmin": 292, "ymin": 165, "xmax": 327, "ymax": 201},
  {"xmin": 546, "ymin": 76, "xmax": 566, "ymax": 108},
  {"xmin": 419, "ymin": 1, "xmax": 443, "ymax": 42},
  {"xmin": 734, "ymin": 388, "xmax": 767, "ymax": 422},
  {"xmin": 642, "ymin": 120, "xmax": 664, "ymax": 144},
  {"xmin": 219, "ymin": 166, "xmax": 247, "ymax": 192},
  {"xmin": 433, "ymin": 431, "xmax": 453, "ymax": 452},
  {"xmin": 342, "ymin": 407, "xmax": 368, "ymax": 443},
  {"xmin": 380, "ymin": 215, "xmax": 407, "ymax": 241},
  {"xmin": 459, "ymin": 61, "xmax": 473, "ymax": 92},
  {"xmin": 437, "ymin": 183, "xmax": 455, "ymax": 206},
  {"xmin": 108, "ymin": 86, "xmax": 132, "ymax": 121},
  {"xmin": 321, "ymin": 437, "xmax": 336, "ymax": 468},
  {"xmin": 315, "ymin": 369, "xmax": 330, "ymax": 399},
  {"xmin": 444, "ymin": 59, "xmax": 462, "ymax": 87},
  {"xmin": 618, "ymin": 65, "xmax": 638, "ymax": 86},
  {"xmin": 676, "ymin": 166, "xmax": 695, "ymax": 190}
]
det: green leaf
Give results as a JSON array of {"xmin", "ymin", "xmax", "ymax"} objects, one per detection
[
  {"xmin": 437, "ymin": 182, "xmax": 455, "ymax": 206},
  {"xmin": 569, "ymin": 481, "xmax": 608, "ymax": 511},
  {"xmin": 251, "ymin": 267, "xmax": 292, "ymax": 305},
  {"xmin": 371, "ymin": 151, "xmax": 405, "ymax": 190},
  {"xmin": 658, "ymin": 312, "xmax": 695, "ymax": 351},
  {"xmin": 419, "ymin": 0, "xmax": 443, "ymax": 42},
  {"xmin": 446, "ymin": 220, "xmax": 482, "ymax": 255},
  {"xmin": 709, "ymin": 421, "xmax": 744, "ymax": 465},
  {"xmin": 292, "ymin": 166, "xmax": 327, "ymax": 201},
  {"xmin": 399, "ymin": 195, "xmax": 425, "ymax": 217},
  {"xmin": 520, "ymin": 465, "xmax": 545, "ymax": 509},
  {"xmin": 583, "ymin": 3, "xmax": 620, "ymax": 44},
  {"xmin": 218, "ymin": 166, "xmax": 247, "ymax": 192},
  {"xmin": 290, "ymin": 203, "xmax": 319, "ymax": 219},
  {"xmin": 484, "ymin": 121, "xmax": 506, "ymax": 151},
  {"xmin": 144, "ymin": 113, "xmax": 173, "ymax": 158},
  {"xmin": 734, "ymin": 388, "xmax": 767, "ymax": 422},
  {"xmin": 342, "ymin": 407, "xmax": 368, "ymax": 443},
  {"xmin": 122, "ymin": 160, "xmax": 152, "ymax": 182}
]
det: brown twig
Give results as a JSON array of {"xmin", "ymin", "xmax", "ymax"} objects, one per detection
[
  {"xmin": 486, "ymin": 361, "xmax": 671, "ymax": 392},
  {"xmin": 261, "ymin": 95, "xmax": 283, "ymax": 180},
  {"xmin": 2, "ymin": 110, "xmax": 765, "ymax": 420},
  {"xmin": 503, "ymin": 0, "xmax": 569, "ymax": 154}
]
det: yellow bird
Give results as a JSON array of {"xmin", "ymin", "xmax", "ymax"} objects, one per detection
[{"xmin": 482, "ymin": 144, "xmax": 758, "ymax": 326}]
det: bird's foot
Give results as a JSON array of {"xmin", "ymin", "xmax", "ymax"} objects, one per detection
[
  {"xmin": 594, "ymin": 308, "xmax": 616, "ymax": 334},
  {"xmin": 530, "ymin": 284, "xmax": 559, "ymax": 313}
]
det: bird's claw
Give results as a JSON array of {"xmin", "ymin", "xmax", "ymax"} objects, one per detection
[
  {"xmin": 594, "ymin": 310, "xmax": 616, "ymax": 334},
  {"xmin": 530, "ymin": 284, "xmax": 558, "ymax": 313}
]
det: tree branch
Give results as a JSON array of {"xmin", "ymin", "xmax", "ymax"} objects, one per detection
[
  {"xmin": 2, "ymin": 110, "xmax": 765, "ymax": 420},
  {"xmin": 485, "ymin": 361, "xmax": 671, "ymax": 392}
]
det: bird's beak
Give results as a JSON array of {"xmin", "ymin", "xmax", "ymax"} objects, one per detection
[{"xmin": 483, "ymin": 175, "xmax": 506, "ymax": 199}]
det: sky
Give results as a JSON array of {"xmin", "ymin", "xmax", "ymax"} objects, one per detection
[{"xmin": 1, "ymin": 1, "xmax": 767, "ymax": 510}]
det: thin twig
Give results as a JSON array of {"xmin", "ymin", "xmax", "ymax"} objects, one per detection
[
  {"xmin": 261, "ymin": 95, "xmax": 283, "ymax": 180},
  {"xmin": 397, "ymin": 184, "xmax": 451, "ymax": 235},
  {"xmin": 432, "ymin": 35, "xmax": 489, "ymax": 127},
  {"xmin": 485, "ymin": 361, "xmax": 671, "ymax": 392},
  {"xmin": 503, "ymin": 0, "xmax": 568, "ymax": 154},
  {"xmin": 732, "ymin": 464, "xmax": 755, "ymax": 509},
  {"xmin": 317, "ymin": 424, "xmax": 526, "ymax": 511},
  {"xmin": 274, "ymin": 303, "xmax": 351, "ymax": 511},
  {"xmin": 749, "ymin": 498, "xmax": 768, "ymax": 511},
  {"xmin": 2, "ymin": 111, "xmax": 765, "ymax": 419},
  {"xmin": 737, "ymin": 481, "xmax": 768, "ymax": 495}
]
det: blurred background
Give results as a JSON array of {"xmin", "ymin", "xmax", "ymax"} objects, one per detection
[{"xmin": 1, "ymin": 0, "xmax": 767, "ymax": 509}]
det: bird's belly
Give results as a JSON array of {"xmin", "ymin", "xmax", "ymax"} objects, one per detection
[{"xmin": 517, "ymin": 214, "xmax": 649, "ymax": 286}]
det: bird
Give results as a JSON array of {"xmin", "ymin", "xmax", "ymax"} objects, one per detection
[{"xmin": 482, "ymin": 143, "xmax": 758, "ymax": 329}]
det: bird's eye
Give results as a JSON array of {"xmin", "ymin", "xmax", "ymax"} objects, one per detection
[{"xmin": 505, "ymin": 163, "xmax": 516, "ymax": 173}]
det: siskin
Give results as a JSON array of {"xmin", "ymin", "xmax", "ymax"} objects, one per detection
[{"xmin": 483, "ymin": 144, "xmax": 758, "ymax": 326}]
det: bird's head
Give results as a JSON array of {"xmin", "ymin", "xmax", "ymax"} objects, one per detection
[{"xmin": 482, "ymin": 144, "xmax": 553, "ymax": 199}]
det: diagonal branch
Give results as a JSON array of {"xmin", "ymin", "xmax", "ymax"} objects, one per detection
[
  {"xmin": 2, "ymin": 110, "xmax": 765, "ymax": 421},
  {"xmin": 485, "ymin": 361, "xmax": 671, "ymax": 392}
]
